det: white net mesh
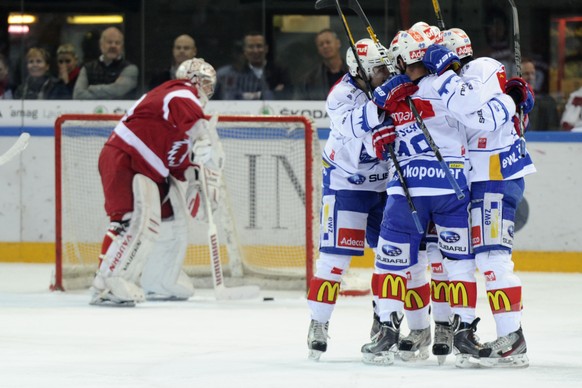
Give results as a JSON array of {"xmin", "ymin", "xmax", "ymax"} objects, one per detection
[{"xmin": 54, "ymin": 114, "xmax": 321, "ymax": 291}]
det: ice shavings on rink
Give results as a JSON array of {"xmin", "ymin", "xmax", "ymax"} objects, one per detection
[{"xmin": 1, "ymin": 263, "xmax": 582, "ymax": 388}]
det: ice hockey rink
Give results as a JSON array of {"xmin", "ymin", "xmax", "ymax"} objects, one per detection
[{"xmin": 1, "ymin": 264, "xmax": 581, "ymax": 388}]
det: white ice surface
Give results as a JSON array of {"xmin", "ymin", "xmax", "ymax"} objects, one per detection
[{"xmin": 1, "ymin": 263, "xmax": 581, "ymax": 388}]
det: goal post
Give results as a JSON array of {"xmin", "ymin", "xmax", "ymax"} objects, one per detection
[{"xmin": 52, "ymin": 114, "xmax": 321, "ymax": 292}]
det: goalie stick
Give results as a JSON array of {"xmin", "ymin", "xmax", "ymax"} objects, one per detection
[
  {"xmin": 0, "ymin": 132, "xmax": 30, "ymax": 166},
  {"xmin": 199, "ymin": 114, "xmax": 260, "ymax": 300},
  {"xmin": 317, "ymin": 0, "xmax": 465, "ymax": 202},
  {"xmin": 507, "ymin": 0, "xmax": 527, "ymax": 158}
]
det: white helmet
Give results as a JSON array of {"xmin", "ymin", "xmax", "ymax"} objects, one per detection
[
  {"xmin": 346, "ymin": 38, "xmax": 388, "ymax": 79},
  {"xmin": 176, "ymin": 57, "xmax": 217, "ymax": 105},
  {"xmin": 389, "ymin": 29, "xmax": 431, "ymax": 66},
  {"xmin": 410, "ymin": 21, "xmax": 443, "ymax": 45},
  {"xmin": 442, "ymin": 28, "xmax": 473, "ymax": 59}
]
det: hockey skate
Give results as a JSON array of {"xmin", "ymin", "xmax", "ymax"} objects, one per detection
[
  {"xmin": 89, "ymin": 274, "xmax": 144, "ymax": 307},
  {"xmin": 361, "ymin": 312, "xmax": 402, "ymax": 365},
  {"xmin": 370, "ymin": 310, "xmax": 381, "ymax": 339},
  {"xmin": 398, "ymin": 327, "xmax": 431, "ymax": 361},
  {"xmin": 307, "ymin": 320, "xmax": 329, "ymax": 361},
  {"xmin": 432, "ymin": 320, "xmax": 454, "ymax": 365},
  {"xmin": 479, "ymin": 327, "xmax": 529, "ymax": 368},
  {"xmin": 452, "ymin": 314, "xmax": 483, "ymax": 368}
]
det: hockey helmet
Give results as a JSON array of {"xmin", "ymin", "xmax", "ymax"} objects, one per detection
[
  {"xmin": 176, "ymin": 58, "xmax": 217, "ymax": 105},
  {"xmin": 389, "ymin": 29, "xmax": 431, "ymax": 66},
  {"xmin": 442, "ymin": 28, "xmax": 473, "ymax": 59},
  {"xmin": 346, "ymin": 38, "xmax": 389, "ymax": 79},
  {"xmin": 410, "ymin": 21, "xmax": 444, "ymax": 45}
]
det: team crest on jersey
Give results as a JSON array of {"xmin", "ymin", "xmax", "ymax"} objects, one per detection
[
  {"xmin": 167, "ymin": 139, "xmax": 190, "ymax": 167},
  {"xmin": 478, "ymin": 137, "xmax": 487, "ymax": 148}
]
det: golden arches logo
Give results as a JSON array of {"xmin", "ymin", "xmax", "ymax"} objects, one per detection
[
  {"xmin": 487, "ymin": 290, "xmax": 511, "ymax": 312},
  {"xmin": 316, "ymin": 281, "xmax": 340, "ymax": 303},
  {"xmin": 380, "ymin": 274, "xmax": 406, "ymax": 300},
  {"xmin": 448, "ymin": 282, "xmax": 469, "ymax": 307},
  {"xmin": 431, "ymin": 280, "xmax": 449, "ymax": 302},
  {"xmin": 404, "ymin": 289, "xmax": 425, "ymax": 309}
]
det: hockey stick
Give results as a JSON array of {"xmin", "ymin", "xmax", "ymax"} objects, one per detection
[
  {"xmin": 315, "ymin": 0, "xmax": 423, "ymax": 234},
  {"xmin": 507, "ymin": 0, "xmax": 526, "ymax": 158},
  {"xmin": 431, "ymin": 0, "xmax": 446, "ymax": 30},
  {"xmin": 0, "ymin": 132, "xmax": 30, "ymax": 166},
  {"xmin": 331, "ymin": 0, "xmax": 465, "ymax": 201},
  {"xmin": 200, "ymin": 115, "xmax": 260, "ymax": 300}
]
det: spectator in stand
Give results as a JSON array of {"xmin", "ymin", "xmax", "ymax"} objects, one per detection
[
  {"xmin": 14, "ymin": 47, "xmax": 58, "ymax": 99},
  {"xmin": 149, "ymin": 34, "xmax": 197, "ymax": 90},
  {"xmin": 73, "ymin": 26, "xmax": 138, "ymax": 100},
  {"xmin": 296, "ymin": 29, "xmax": 348, "ymax": 100},
  {"xmin": 522, "ymin": 58, "xmax": 559, "ymax": 131},
  {"xmin": 0, "ymin": 53, "xmax": 14, "ymax": 99},
  {"xmin": 51, "ymin": 43, "xmax": 82, "ymax": 99},
  {"xmin": 214, "ymin": 31, "xmax": 291, "ymax": 100},
  {"xmin": 561, "ymin": 86, "xmax": 582, "ymax": 131}
]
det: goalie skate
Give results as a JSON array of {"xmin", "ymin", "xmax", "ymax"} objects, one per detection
[
  {"xmin": 432, "ymin": 320, "xmax": 454, "ymax": 365},
  {"xmin": 452, "ymin": 315, "xmax": 483, "ymax": 368},
  {"xmin": 479, "ymin": 327, "xmax": 529, "ymax": 368},
  {"xmin": 361, "ymin": 312, "xmax": 402, "ymax": 365},
  {"xmin": 307, "ymin": 320, "xmax": 329, "ymax": 361},
  {"xmin": 398, "ymin": 327, "xmax": 431, "ymax": 361}
]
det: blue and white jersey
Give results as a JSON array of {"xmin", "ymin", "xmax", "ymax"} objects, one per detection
[
  {"xmin": 431, "ymin": 57, "xmax": 536, "ymax": 182},
  {"xmin": 385, "ymin": 74, "xmax": 470, "ymax": 197},
  {"xmin": 323, "ymin": 73, "xmax": 391, "ymax": 192}
]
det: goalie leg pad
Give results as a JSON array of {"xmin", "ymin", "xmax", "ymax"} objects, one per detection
[
  {"xmin": 92, "ymin": 174, "xmax": 161, "ymax": 304},
  {"xmin": 141, "ymin": 177, "xmax": 194, "ymax": 300}
]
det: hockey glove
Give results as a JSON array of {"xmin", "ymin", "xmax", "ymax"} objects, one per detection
[
  {"xmin": 512, "ymin": 113, "xmax": 530, "ymax": 137},
  {"xmin": 371, "ymin": 119, "xmax": 396, "ymax": 161},
  {"xmin": 505, "ymin": 77, "xmax": 535, "ymax": 114},
  {"xmin": 373, "ymin": 75, "xmax": 418, "ymax": 112},
  {"xmin": 422, "ymin": 44, "xmax": 461, "ymax": 76}
]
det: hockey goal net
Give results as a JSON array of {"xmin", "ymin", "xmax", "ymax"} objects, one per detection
[{"xmin": 53, "ymin": 114, "xmax": 321, "ymax": 291}]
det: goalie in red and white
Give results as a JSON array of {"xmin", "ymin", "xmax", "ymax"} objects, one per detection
[{"xmin": 90, "ymin": 57, "xmax": 222, "ymax": 306}]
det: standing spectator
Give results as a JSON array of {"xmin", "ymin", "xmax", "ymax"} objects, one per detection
[
  {"xmin": 522, "ymin": 58, "xmax": 559, "ymax": 131},
  {"xmin": 51, "ymin": 43, "xmax": 81, "ymax": 99},
  {"xmin": 73, "ymin": 26, "xmax": 138, "ymax": 100},
  {"xmin": 14, "ymin": 47, "xmax": 58, "ymax": 99},
  {"xmin": 296, "ymin": 29, "xmax": 348, "ymax": 100},
  {"xmin": 0, "ymin": 53, "xmax": 14, "ymax": 99},
  {"xmin": 561, "ymin": 86, "xmax": 582, "ymax": 131},
  {"xmin": 213, "ymin": 31, "xmax": 291, "ymax": 100},
  {"xmin": 149, "ymin": 34, "xmax": 197, "ymax": 90}
]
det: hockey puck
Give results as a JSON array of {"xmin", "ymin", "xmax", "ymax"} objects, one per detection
[{"xmin": 263, "ymin": 297, "xmax": 274, "ymax": 301}]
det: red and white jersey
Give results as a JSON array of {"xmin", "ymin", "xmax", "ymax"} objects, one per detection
[{"xmin": 106, "ymin": 79, "xmax": 205, "ymax": 182}]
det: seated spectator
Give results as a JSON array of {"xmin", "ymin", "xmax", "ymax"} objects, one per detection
[
  {"xmin": 0, "ymin": 53, "xmax": 14, "ymax": 99},
  {"xmin": 73, "ymin": 26, "xmax": 138, "ymax": 100},
  {"xmin": 214, "ymin": 31, "xmax": 291, "ymax": 100},
  {"xmin": 14, "ymin": 47, "xmax": 58, "ymax": 99},
  {"xmin": 561, "ymin": 86, "xmax": 582, "ymax": 131},
  {"xmin": 149, "ymin": 34, "xmax": 197, "ymax": 90},
  {"xmin": 51, "ymin": 43, "xmax": 82, "ymax": 99},
  {"xmin": 295, "ymin": 29, "xmax": 348, "ymax": 100},
  {"xmin": 522, "ymin": 58, "xmax": 559, "ymax": 131}
]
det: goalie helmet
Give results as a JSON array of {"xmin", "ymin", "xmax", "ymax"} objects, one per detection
[
  {"xmin": 410, "ymin": 21, "xmax": 443, "ymax": 45},
  {"xmin": 389, "ymin": 29, "xmax": 431, "ymax": 67},
  {"xmin": 443, "ymin": 28, "xmax": 473, "ymax": 59},
  {"xmin": 176, "ymin": 58, "xmax": 217, "ymax": 106},
  {"xmin": 346, "ymin": 38, "xmax": 388, "ymax": 79}
]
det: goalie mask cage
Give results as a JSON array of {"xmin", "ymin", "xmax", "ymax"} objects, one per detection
[{"xmin": 53, "ymin": 114, "xmax": 321, "ymax": 291}]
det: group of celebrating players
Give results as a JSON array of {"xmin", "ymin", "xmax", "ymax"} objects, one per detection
[{"xmin": 306, "ymin": 22, "xmax": 535, "ymax": 369}]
